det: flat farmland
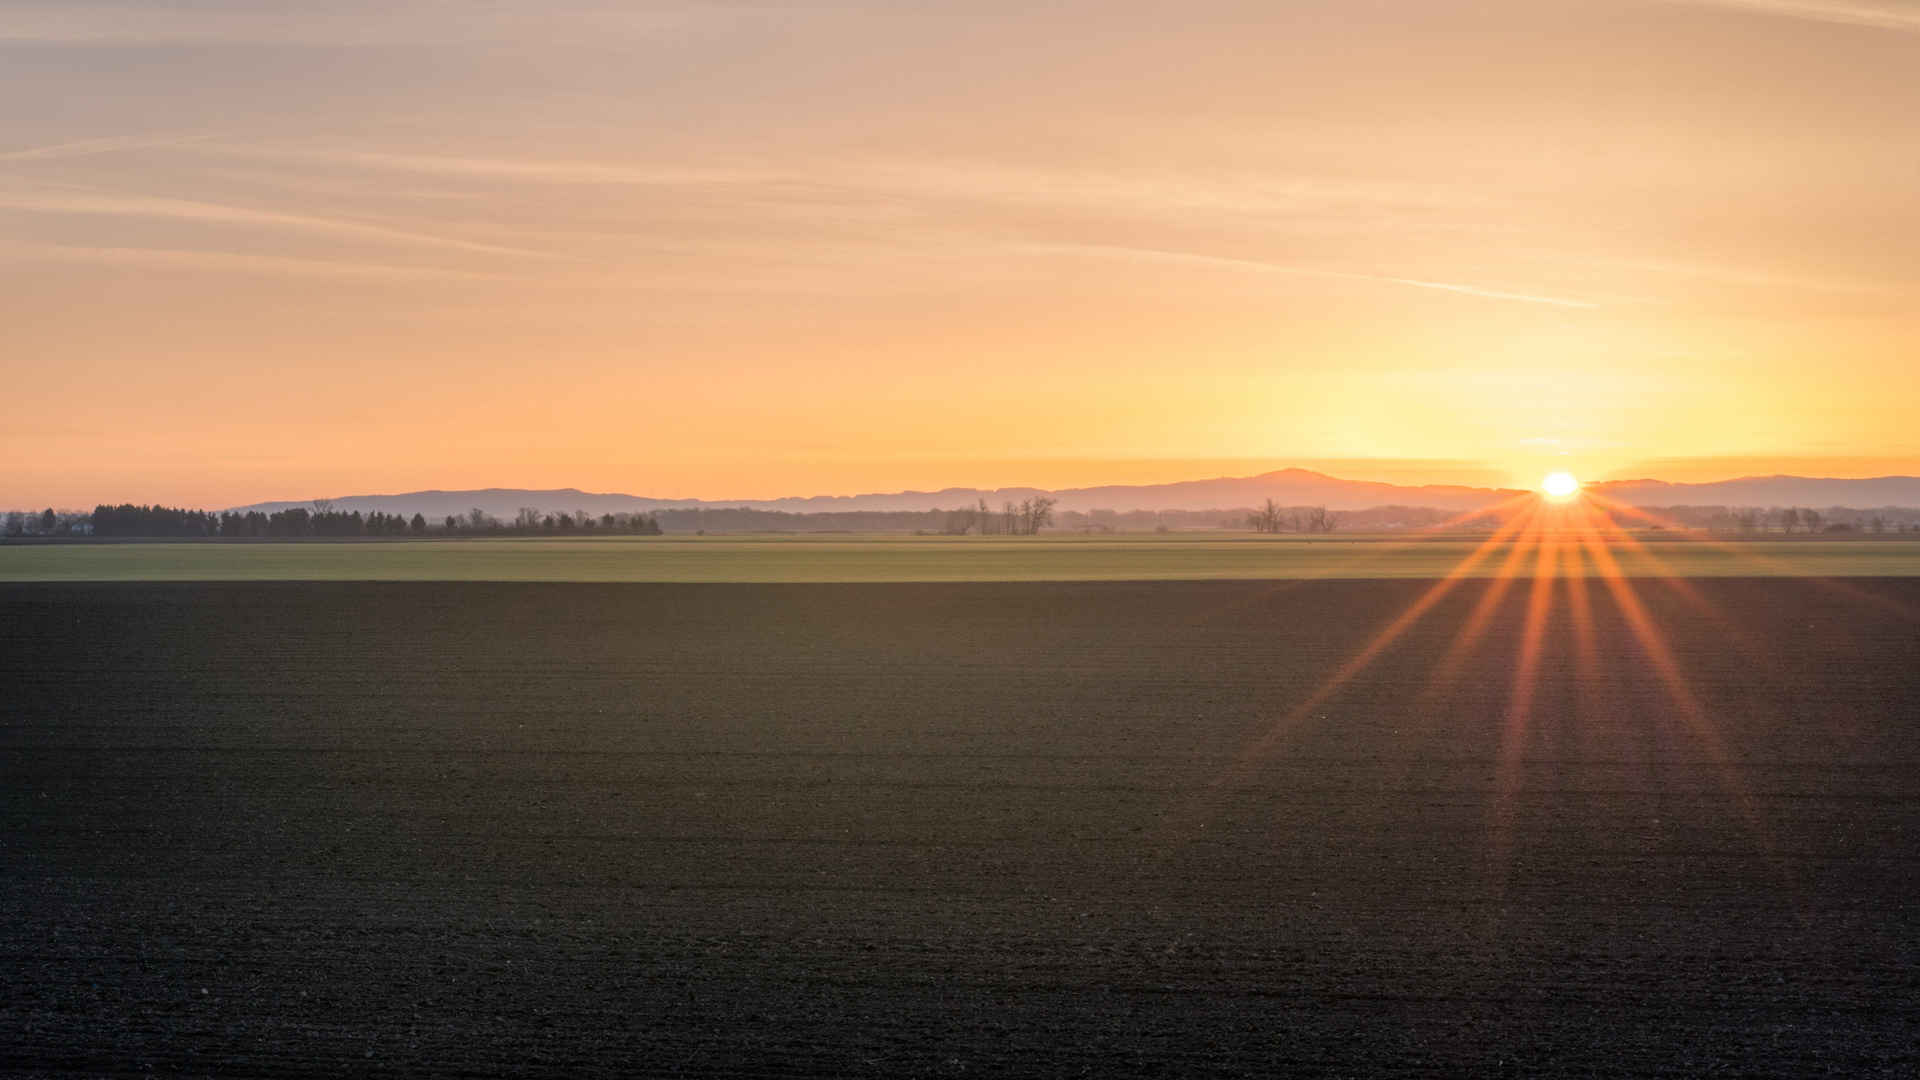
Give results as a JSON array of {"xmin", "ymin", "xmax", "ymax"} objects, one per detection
[
  {"xmin": 3, "ymin": 534, "xmax": 1919, "ymax": 582},
  {"xmin": 5, "ymin": 579, "xmax": 1919, "ymax": 1075}
]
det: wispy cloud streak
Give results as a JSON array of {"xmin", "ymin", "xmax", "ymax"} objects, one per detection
[
  {"xmin": 0, "ymin": 2, "xmax": 783, "ymax": 47},
  {"xmin": 1665, "ymin": 0, "xmax": 1920, "ymax": 32},
  {"xmin": 207, "ymin": 145, "xmax": 1488, "ymax": 223},
  {"xmin": 0, "ymin": 133, "xmax": 216, "ymax": 163},
  {"xmin": 14, "ymin": 244, "xmax": 518, "ymax": 283},
  {"xmin": 0, "ymin": 188, "xmax": 557, "ymax": 260},
  {"xmin": 1035, "ymin": 243, "xmax": 1601, "ymax": 309}
]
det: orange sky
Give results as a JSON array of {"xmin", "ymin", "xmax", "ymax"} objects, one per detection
[{"xmin": 3, "ymin": 0, "xmax": 1918, "ymax": 508}]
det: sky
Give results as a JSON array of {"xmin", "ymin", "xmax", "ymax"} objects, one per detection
[{"xmin": 3, "ymin": 0, "xmax": 1917, "ymax": 508}]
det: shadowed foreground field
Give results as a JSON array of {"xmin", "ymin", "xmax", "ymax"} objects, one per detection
[{"xmin": 4, "ymin": 580, "xmax": 1918, "ymax": 1075}]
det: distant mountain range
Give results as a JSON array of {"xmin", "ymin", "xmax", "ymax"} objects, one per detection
[{"xmin": 226, "ymin": 469, "xmax": 1920, "ymax": 518}]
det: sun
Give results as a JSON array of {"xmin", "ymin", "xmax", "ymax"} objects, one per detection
[{"xmin": 1541, "ymin": 471, "xmax": 1581, "ymax": 500}]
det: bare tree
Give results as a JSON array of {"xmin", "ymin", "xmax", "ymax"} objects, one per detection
[
  {"xmin": 1248, "ymin": 498, "xmax": 1285, "ymax": 534},
  {"xmin": 1023, "ymin": 496, "xmax": 1056, "ymax": 535},
  {"xmin": 942, "ymin": 506, "xmax": 980, "ymax": 534}
]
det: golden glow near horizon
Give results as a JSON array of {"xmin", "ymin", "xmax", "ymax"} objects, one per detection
[
  {"xmin": 1541, "ymin": 472, "xmax": 1581, "ymax": 500},
  {"xmin": 3, "ymin": 1, "xmax": 1919, "ymax": 507}
]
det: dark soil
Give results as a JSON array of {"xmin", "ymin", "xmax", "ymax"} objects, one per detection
[{"xmin": 4, "ymin": 580, "xmax": 1918, "ymax": 1076}]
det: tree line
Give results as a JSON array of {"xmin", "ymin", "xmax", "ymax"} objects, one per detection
[
  {"xmin": 77, "ymin": 503, "xmax": 663, "ymax": 538},
  {"xmin": 11, "ymin": 500, "xmax": 1918, "ymax": 539},
  {"xmin": 1653, "ymin": 505, "xmax": 1920, "ymax": 535}
]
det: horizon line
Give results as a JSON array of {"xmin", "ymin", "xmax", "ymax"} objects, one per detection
[{"xmin": 206, "ymin": 467, "xmax": 1920, "ymax": 514}]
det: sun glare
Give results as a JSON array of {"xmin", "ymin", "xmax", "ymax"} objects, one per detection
[{"xmin": 1541, "ymin": 471, "xmax": 1580, "ymax": 500}]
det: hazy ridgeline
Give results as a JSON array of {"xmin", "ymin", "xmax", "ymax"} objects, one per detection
[{"xmin": 7, "ymin": 501, "xmax": 1920, "ymax": 539}]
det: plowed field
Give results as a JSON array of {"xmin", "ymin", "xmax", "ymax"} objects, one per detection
[{"xmin": 5, "ymin": 580, "xmax": 1917, "ymax": 1075}]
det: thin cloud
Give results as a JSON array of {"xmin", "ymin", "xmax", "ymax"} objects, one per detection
[
  {"xmin": 1385, "ymin": 277, "xmax": 1600, "ymax": 308},
  {"xmin": 1562, "ymin": 252, "xmax": 1903, "ymax": 296},
  {"xmin": 0, "ymin": 187, "xmax": 559, "ymax": 260},
  {"xmin": 1664, "ymin": 0, "xmax": 1920, "ymax": 32},
  {"xmin": 15, "ymin": 244, "xmax": 520, "ymax": 283},
  {"xmin": 1033, "ymin": 243, "xmax": 1601, "ymax": 309},
  {"xmin": 0, "ymin": 2, "xmax": 796, "ymax": 47},
  {"xmin": 205, "ymin": 144, "xmax": 1490, "ymax": 224},
  {"xmin": 211, "ymin": 146, "xmax": 749, "ymax": 188},
  {"xmin": 0, "ymin": 133, "xmax": 217, "ymax": 163}
]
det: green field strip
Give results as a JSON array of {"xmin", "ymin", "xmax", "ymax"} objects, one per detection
[{"xmin": 4, "ymin": 536, "xmax": 1918, "ymax": 582}]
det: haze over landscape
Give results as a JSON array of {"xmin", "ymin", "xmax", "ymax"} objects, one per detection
[
  {"xmin": 229, "ymin": 469, "xmax": 1920, "ymax": 518},
  {"xmin": 6, "ymin": 0, "xmax": 1920, "ymax": 509}
]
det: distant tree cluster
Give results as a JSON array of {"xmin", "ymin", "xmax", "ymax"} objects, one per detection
[
  {"xmin": 654, "ymin": 507, "xmax": 929, "ymax": 533},
  {"xmin": 80, "ymin": 503, "xmax": 659, "ymax": 538},
  {"xmin": 86, "ymin": 505, "xmax": 427, "ymax": 538},
  {"xmin": 1246, "ymin": 499, "xmax": 1338, "ymax": 534},
  {"xmin": 90, "ymin": 504, "xmax": 220, "ymax": 537},
  {"xmin": 1673, "ymin": 505, "xmax": 1920, "ymax": 535},
  {"xmin": 4, "ymin": 508, "xmax": 90, "ymax": 536},
  {"xmin": 939, "ymin": 497, "xmax": 1056, "ymax": 535},
  {"xmin": 215, "ymin": 508, "xmax": 427, "ymax": 537},
  {"xmin": 441, "ymin": 508, "xmax": 663, "ymax": 536}
]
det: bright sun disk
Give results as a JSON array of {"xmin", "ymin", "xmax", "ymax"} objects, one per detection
[{"xmin": 1542, "ymin": 471, "xmax": 1580, "ymax": 499}]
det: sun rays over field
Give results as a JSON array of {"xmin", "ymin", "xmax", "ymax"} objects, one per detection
[{"xmin": 1192, "ymin": 487, "xmax": 1918, "ymax": 879}]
